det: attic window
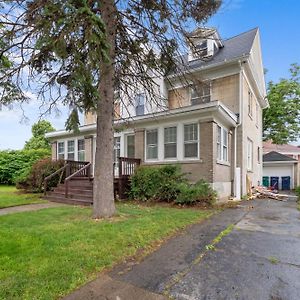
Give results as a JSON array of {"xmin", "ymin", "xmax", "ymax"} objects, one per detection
[{"xmin": 195, "ymin": 40, "xmax": 208, "ymax": 57}]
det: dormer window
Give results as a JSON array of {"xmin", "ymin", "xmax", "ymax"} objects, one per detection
[{"xmin": 187, "ymin": 27, "xmax": 223, "ymax": 61}]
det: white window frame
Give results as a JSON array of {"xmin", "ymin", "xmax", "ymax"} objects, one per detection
[
  {"xmin": 57, "ymin": 137, "xmax": 86, "ymax": 161},
  {"xmin": 145, "ymin": 129, "xmax": 158, "ymax": 160},
  {"xmin": 248, "ymin": 90, "xmax": 253, "ymax": 118},
  {"xmin": 256, "ymin": 101, "xmax": 259, "ymax": 127},
  {"xmin": 125, "ymin": 134, "xmax": 135, "ymax": 158},
  {"xmin": 183, "ymin": 123, "xmax": 199, "ymax": 159},
  {"xmin": 57, "ymin": 141, "xmax": 65, "ymax": 160},
  {"xmin": 190, "ymin": 82, "xmax": 211, "ymax": 105},
  {"xmin": 216, "ymin": 125, "xmax": 229, "ymax": 163},
  {"xmin": 77, "ymin": 139, "xmax": 85, "ymax": 162},
  {"xmin": 164, "ymin": 126, "xmax": 177, "ymax": 159},
  {"xmin": 67, "ymin": 140, "xmax": 75, "ymax": 160},
  {"xmin": 135, "ymin": 93, "xmax": 145, "ymax": 116},
  {"xmin": 247, "ymin": 138, "xmax": 253, "ymax": 171}
]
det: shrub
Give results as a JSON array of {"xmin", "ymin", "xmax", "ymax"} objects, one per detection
[
  {"xmin": 0, "ymin": 149, "xmax": 50, "ymax": 185},
  {"xmin": 175, "ymin": 180, "xmax": 217, "ymax": 206},
  {"xmin": 16, "ymin": 158, "xmax": 65, "ymax": 192},
  {"xmin": 295, "ymin": 186, "xmax": 300, "ymax": 200},
  {"xmin": 129, "ymin": 165, "xmax": 186, "ymax": 202}
]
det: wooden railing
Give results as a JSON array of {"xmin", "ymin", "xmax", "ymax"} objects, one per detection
[
  {"xmin": 117, "ymin": 157, "xmax": 141, "ymax": 199},
  {"xmin": 65, "ymin": 162, "xmax": 92, "ymax": 198},
  {"xmin": 44, "ymin": 160, "xmax": 91, "ymax": 195}
]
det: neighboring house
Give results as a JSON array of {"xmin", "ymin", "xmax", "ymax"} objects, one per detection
[
  {"xmin": 46, "ymin": 27, "xmax": 268, "ymax": 201},
  {"xmin": 263, "ymin": 141, "xmax": 300, "ymax": 190}
]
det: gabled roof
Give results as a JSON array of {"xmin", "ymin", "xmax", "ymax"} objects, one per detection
[
  {"xmin": 263, "ymin": 141, "xmax": 300, "ymax": 154},
  {"xmin": 171, "ymin": 27, "xmax": 258, "ymax": 75},
  {"xmin": 263, "ymin": 151, "xmax": 297, "ymax": 163}
]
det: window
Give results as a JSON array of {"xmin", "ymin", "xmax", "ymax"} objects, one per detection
[
  {"xmin": 58, "ymin": 142, "xmax": 65, "ymax": 160},
  {"xmin": 164, "ymin": 126, "xmax": 177, "ymax": 159},
  {"xmin": 135, "ymin": 93, "xmax": 145, "ymax": 116},
  {"xmin": 184, "ymin": 124, "xmax": 198, "ymax": 158},
  {"xmin": 78, "ymin": 139, "xmax": 85, "ymax": 161},
  {"xmin": 114, "ymin": 137, "xmax": 121, "ymax": 164},
  {"xmin": 146, "ymin": 129, "xmax": 158, "ymax": 159},
  {"xmin": 217, "ymin": 126, "xmax": 222, "ymax": 160},
  {"xmin": 191, "ymin": 83, "xmax": 211, "ymax": 105},
  {"xmin": 216, "ymin": 125, "xmax": 229, "ymax": 162},
  {"xmin": 126, "ymin": 135, "xmax": 135, "ymax": 158},
  {"xmin": 257, "ymin": 146, "xmax": 261, "ymax": 164},
  {"xmin": 256, "ymin": 102, "xmax": 259, "ymax": 126},
  {"xmin": 67, "ymin": 140, "xmax": 75, "ymax": 160},
  {"xmin": 222, "ymin": 128, "xmax": 228, "ymax": 161},
  {"xmin": 248, "ymin": 90, "xmax": 253, "ymax": 117},
  {"xmin": 247, "ymin": 138, "xmax": 253, "ymax": 171}
]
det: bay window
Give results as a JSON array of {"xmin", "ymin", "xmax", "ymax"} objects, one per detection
[
  {"xmin": 184, "ymin": 123, "xmax": 198, "ymax": 158},
  {"xmin": 164, "ymin": 126, "xmax": 177, "ymax": 159},
  {"xmin": 217, "ymin": 125, "xmax": 229, "ymax": 162},
  {"xmin": 146, "ymin": 129, "xmax": 158, "ymax": 159}
]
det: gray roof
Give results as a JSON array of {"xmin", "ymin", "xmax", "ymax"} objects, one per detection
[
  {"xmin": 263, "ymin": 151, "xmax": 297, "ymax": 162},
  {"xmin": 171, "ymin": 27, "xmax": 258, "ymax": 75}
]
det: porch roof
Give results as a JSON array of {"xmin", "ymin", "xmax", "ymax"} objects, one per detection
[{"xmin": 46, "ymin": 100, "xmax": 238, "ymax": 139}]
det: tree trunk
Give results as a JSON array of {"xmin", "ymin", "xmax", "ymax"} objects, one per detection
[{"xmin": 93, "ymin": 0, "xmax": 116, "ymax": 218}]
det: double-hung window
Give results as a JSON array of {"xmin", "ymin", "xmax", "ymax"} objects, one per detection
[
  {"xmin": 146, "ymin": 129, "xmax": 158, "ymax": 159},
  {"xmin": 217, "ymin": 125, "xmax": 228, "ymax": 162},
  {"xmin": 164, "ymin": 126, "xmax": 177, "ymax": 159},
  {"xmin": 217, "ymin": 126, "xmax": 222, "ymax": 160},
  {"xmin": 248, "ymin": 90, "xmax": 253, "ymax": 117},
  {"xmin": 126, "ymin": 135, "xmax": 135, "ymax": 158},
  {"xmin": 67, "ymin": 140, "xmax": 75, "ymax": 160},
  {"xmin": 184, "ymin": 124, "xmax": 198, "ymax": 158},
  {"xmin": 58, "ymin": 142, "xmax": 65, "ymax": 160},
  {"xmin": 247, "ymin": 138, "xmax": 253, "ymax": 171},
  {"xmin": 78, "ymin": 139, "xmax": 85, "ymax": 161},
  {"xmin": 191, "ymin": 83, "xmax": 211, "ymax": 105},
  {"xmin": 135, "ymin": 93, "xmax": 145, "ymax": 116}
]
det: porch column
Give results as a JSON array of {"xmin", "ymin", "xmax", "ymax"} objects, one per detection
[
  {"xmin": 134, "ymin": 128, "xmax": 145, "ymax": 163},
  {"xmin": 51, "ymin": 141, "xmax": 57, "ymax": 161}
]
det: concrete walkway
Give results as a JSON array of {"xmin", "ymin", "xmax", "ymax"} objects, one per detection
[
  {"xmin": 0, "ymin": 202, "xmax": 64, "ymax": 216},
  {"xmin": 64, "ymin": 197, "xmax": 300, "ymax": 300}
]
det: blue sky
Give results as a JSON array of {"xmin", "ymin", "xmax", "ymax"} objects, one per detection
[{"xmin": 0, "ymin": 0, "xmax": 299, "ymax": 150}]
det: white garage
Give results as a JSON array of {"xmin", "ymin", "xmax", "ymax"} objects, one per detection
[{"xmin": 263, "ymin": 151, "xmax": 297, "ymax": 190}]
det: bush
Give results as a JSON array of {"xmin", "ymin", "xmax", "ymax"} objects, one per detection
[
  {"xmin": 129, "ymin": 165, "xmax": 186, "ymax": 202},
  {"xmin": 129, "ymin": 165, "xmax": 217, "ymax": 205},
  {"xmin": 0, "ymin": 149, "xmax": 50, "ymax": 185},
  {"xmin": 175, "ymin": 180, "xmax": 217, "ymax": 206},
  {"xmin": 295, "ymin": 186, "xmax": 300, "ymax": 200},
  {"xmin": 16, "ymin": 158, "xmax": 65, "ymax": 192}
]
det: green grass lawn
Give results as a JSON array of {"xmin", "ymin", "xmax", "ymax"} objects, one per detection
[
  {"xmin": 0, "ymin": 185, "xmax": 46, "ymax": 208},
  {"xmin": 0, "ymin": 203, "xmax": 214, "ymax": 300}
]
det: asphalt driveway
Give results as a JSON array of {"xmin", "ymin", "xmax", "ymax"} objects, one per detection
[{"xmin": 66, "ymin": 197, "xmax": 300, "ymax": 300}]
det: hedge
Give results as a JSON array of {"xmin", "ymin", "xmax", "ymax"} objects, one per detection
[{"xmin": 0, "ymin": 149, "xmax": 50, "ymax": 185}]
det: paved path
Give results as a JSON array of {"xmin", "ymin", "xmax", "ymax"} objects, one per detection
[
  {"xmin": 0, "ymin": 202, "xmax": 64, "ymax": 216},
  {"xmin": 65, "ymin": 198, "xmax": 300, "ymax": 300}
]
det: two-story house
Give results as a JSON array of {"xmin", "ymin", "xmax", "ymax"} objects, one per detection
[{"xmin": 46, "ymin": 27, "xmax": 268, "ymax": 201}]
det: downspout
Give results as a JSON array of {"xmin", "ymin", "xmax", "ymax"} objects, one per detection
[{"xmin": 233, "ymin": 60, "xmax": 244, "ymax": 199}]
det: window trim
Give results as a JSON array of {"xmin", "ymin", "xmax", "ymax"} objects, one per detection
[
  {"xmin": 248, "ymin": 90, "xmax": 253, "ymax": 118},
  {"xmin": 190, "ymin": 82, "xmax": 211, "ymax": 105},
  {"xmin": 247, "ymin": 138, "xmax": 253, "ymax": 171},
  {"xmin": 164, "ymin": 125, "xmax": 178, "ymax": 160},
  {"xmin": 183, "ymin": 123, "xmax": 199, "ymax": 159},
  {"xmin": 125, "ymin": 134, "xmax": 135, "ymax": 158},
  {"xmin": 145, "ymin": 128, "xmax": 159, "ymax": 161},
  {"xmin": 57, "ymin": 141, "xmax": 65, "ymax": 160},
  {"xmin": 216, "ymin": 125, "xmax": 229, "ymax": 164}
]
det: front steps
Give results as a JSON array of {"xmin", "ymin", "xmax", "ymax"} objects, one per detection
[
  {"xmin": 44, "ymin": 177, "xmax": 93, "ymax": 206},
  {"xmin": 44, "ymin": 177, "xmax": 121, "ymax": 206}
]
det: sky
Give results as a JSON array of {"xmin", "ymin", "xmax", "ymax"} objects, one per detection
[{"xmin": 0, "ymin": 0, "xmax": 299, "ymax": 150}]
